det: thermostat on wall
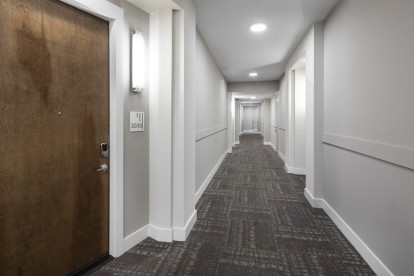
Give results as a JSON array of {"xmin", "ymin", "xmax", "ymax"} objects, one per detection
[{"xmin": 130, "ymin": 112, "xmax": 144, "ymax": 132}]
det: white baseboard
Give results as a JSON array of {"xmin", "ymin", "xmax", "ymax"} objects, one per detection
[
  {"xmin": 283, "ymin": 163, "xmax": 305, "ymax": 175},
  {"xmin": 304, "ymin": 188, "xmax": 324, "ymax": 208},
  {"xmin": 278, "ymin": 152, "xmax": 286, "ymax": 163},
  {"xmin": 123, "ymin": 225, "xmax": 149, "ymax": 252},
  {"xmin": 173, "ymin": 210, "xmax": 197, "ymax": 241},
  {"xmin": 264, "ymin": 142, "xmax": 277, "ymax": 152},
  {"xmin": 293, "ymin": 168, "xmax": 306, "ymax": 175},
  {"xmin": 129, "ymin": 211, "xmax": 197, "ymax": 248},
  {"xmin": 304, "ymin": 190, "xmax": 393, "ymax": 276},
  {"xmin": 284, "ymin": 164, "xmax": 293, "ymax": 173},
  {"xmin": 149, "ymin": 225, "xmax": 173, "ymax": 242},
  {"xmin": 195, "ymin": 150, "xmax": 228, "ymax": 203}
]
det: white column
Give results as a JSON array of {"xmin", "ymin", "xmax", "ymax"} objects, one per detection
[
  {"xmin": 171, "ymin": 0, "xmax": 197, "ymax": 241},
  {"xmin": 149, "ymin": 9, "xmax": 173, "ymax": 242},
  {"xmin": 227, "ymin": 92, "xmax": 233, "ymax": 152}
]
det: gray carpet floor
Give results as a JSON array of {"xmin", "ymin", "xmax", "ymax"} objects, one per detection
[{"xmin": 93, "ymin": 133, "xmax": 375, "ymax": 275}]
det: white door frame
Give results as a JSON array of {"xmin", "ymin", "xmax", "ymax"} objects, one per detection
[
  {"xmin": 287, "ymin": 55, "xmax": 307, "ymax": 175},
  {"xmin": 59, "ymin": 0, "xmax": 125, "ymax": 257}
]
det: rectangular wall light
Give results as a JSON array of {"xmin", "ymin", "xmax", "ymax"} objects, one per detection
[{"xmin": 131, "ymin": 31, "xmax": 145, "ymax": 92}]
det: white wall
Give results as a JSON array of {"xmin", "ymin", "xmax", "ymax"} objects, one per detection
[
  {"xmin": 107, "ymin": 0, "xmax": 150, "ymax": 239},
  {"xmin": 294, "ymin": 67, "xmax": 306, "ymax": 172},
  {"xmin": 195, "ymin": 30, "xmax": 228, "ymax": 194},
  {"xmin": 323, "ymin": 0, "xmax": 414, "ymax": 275},
  {"xmin": 148, "ymin": 8, "xmax": 174, "ymax": 239}
]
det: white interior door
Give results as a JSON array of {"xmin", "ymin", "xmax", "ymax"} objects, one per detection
[{"xmin": 243, "ymin": 106, "xmax": 254, "ymax": 132}]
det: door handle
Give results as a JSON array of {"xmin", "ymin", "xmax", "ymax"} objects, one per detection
[{"xmin": 97, "ymin": 164, "xmax": 108, "ymax": 172}]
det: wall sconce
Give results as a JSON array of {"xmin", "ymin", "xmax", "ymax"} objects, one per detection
[{"xmin": 131, "ymin": 30, "xmax": 145, "ymax": 92}]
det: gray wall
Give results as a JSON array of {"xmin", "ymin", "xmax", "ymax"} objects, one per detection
[
  {"xmin": 107, "ymin": 0, "xmax": 150, "ymax": 238},
  {"xmin": 228, "ymin": 81, "xmax": 279, "ymax": 92},
  {"xmin": 324, "ymin": 0, "xmax": 414, "ymax": 274},
  {"xmin": 195, "ymin": 30, "xmax": 228, "ymax": 193}
]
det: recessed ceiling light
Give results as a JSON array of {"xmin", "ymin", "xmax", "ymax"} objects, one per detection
[
  {"xmin": 249, "ymin": 72, "xmax": 258, "ymax": 77},
  {"xmin": 250, "ymin": 23, "xmax": 267, "ymax": 32},
  {"xmin": 250, "ymin": 96, "xmax": 257, "ymax": 99}
]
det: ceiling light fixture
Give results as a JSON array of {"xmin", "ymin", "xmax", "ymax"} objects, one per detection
[
  {"xmin": 249, "ymin": 72, "xmax": 258, "ymax": 77},
  {"xmin": 250, "ymin": 96, "xmax": 257, "ymax": 99},
  {"xmin": 250, "ymin": 23, "xmax": 267, "ymax": 32}
]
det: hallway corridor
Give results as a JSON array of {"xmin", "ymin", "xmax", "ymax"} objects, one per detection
[{"xmin": 95, "ymin": 134, "xmax": 374, "ymax": 275}]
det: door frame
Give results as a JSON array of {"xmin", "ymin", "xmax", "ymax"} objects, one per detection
[{"xmin": 59, "ymin": 0, "xmax": 124, "ymax": 257}]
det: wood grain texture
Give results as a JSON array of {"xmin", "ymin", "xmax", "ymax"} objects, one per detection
[{"xmin": 0, "ymin": 0, "xmax": 109, "ymax": 274}]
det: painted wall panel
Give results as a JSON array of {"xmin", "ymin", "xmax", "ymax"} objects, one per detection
[
  {"xmin": 324, "ymin": 0, "xmax": 414, "ymax": 274},
  {"xmin": 196, "ymin": 31, "xmax": 227, "ymax": 132},
  {"xmin": 195, "ymin": 131, "xmax": 227, "ymax": 192},
  {"xmin": 195, "ymin": 30, "xmax": 227, "ymax": 195},
  {"xmin": 324, "ymin": 145, "xmax": 414, "ymax": 275},
  {"xmin": 107, "ymin": 0, "xmax": 150, "ymax": 238}
]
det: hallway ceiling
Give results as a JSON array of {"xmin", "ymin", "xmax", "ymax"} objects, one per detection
[{"xmin": 193, "ymin": 0, "xmax": 338, "ymax": 82}]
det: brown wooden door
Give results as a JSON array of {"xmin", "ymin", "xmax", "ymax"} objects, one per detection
[{"xmin": 0, "ymin": 0, "xmax": 109, "ymax": 274}]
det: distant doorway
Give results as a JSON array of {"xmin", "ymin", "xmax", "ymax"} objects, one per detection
[{"xmin": 241, "ymin": 104, "xmax": 260, "ymax": 133}]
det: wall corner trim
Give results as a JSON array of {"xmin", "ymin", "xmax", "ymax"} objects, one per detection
[
  {"xmin": 293, "ymin": 168, "xmax": 306, "ymax": 175},
  {"xmin": 278, "ymin": 152, "xmax": 286, "ymax": 163},
  {"xmin": 304, "ymin": 188, "xmax": 324, "ymax": 208},
  {"xmin": 264, "ymin": 142, "xmax": 277, "ymax": 152},
  {"xmin": 149, "ymin": 225, "xmax": 173, "ymax": 242},
  {"xmin": 195, "ymin": 150, "xmax": 228, "ymax": 203},
  {"xmin": 284, "ymin": 164, "xmax": 293, "ymax": 174},
  {"xmin": 173, "ymin": 210, "xmax": 197, "ymax": 241},
  {"xmin": 304, "ymin": 189, "xmax": 394, "ymax": 276},
  {"xmin": 123, "ymin": 225, "xmax": 149, "ymax": 253}
]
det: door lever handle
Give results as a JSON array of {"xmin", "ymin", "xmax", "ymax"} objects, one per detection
[{"xmin": 97, "ymin": 164, "xmax": 108, "ymax": 172}]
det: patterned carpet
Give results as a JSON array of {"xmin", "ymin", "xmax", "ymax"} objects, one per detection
[{"xmin": 94, "ymin": 134, "xmax": 375, "ymax": 275}]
